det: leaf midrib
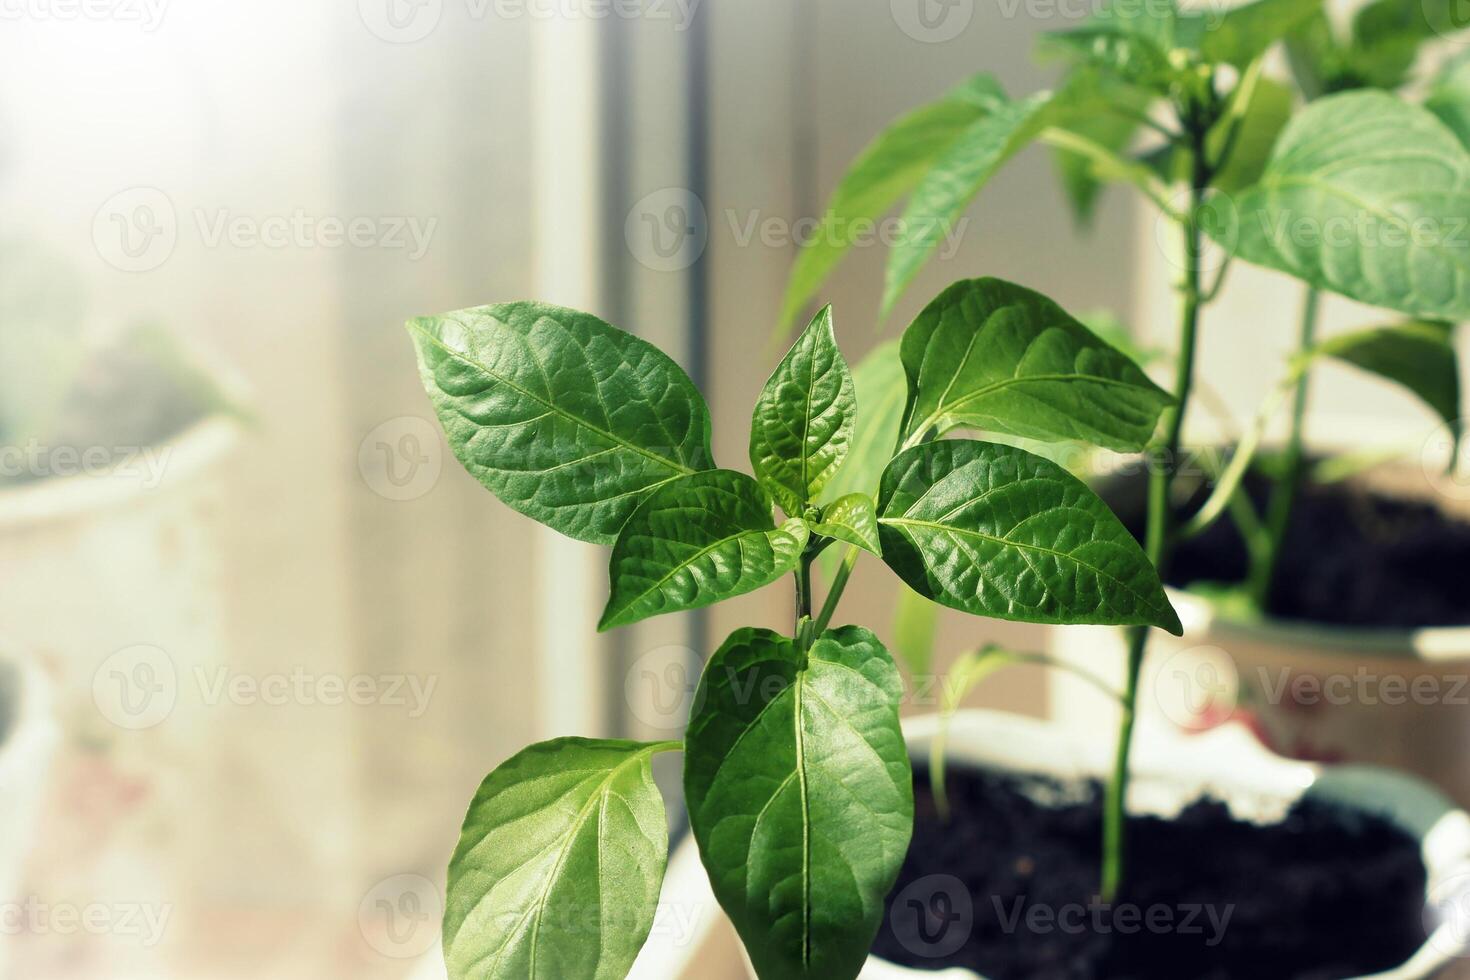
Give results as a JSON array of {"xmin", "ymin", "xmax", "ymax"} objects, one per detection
[
  {"xmin": 409, "ymin": 319, "xmax": 699, "ymax": 478},
  {"xmin": 910, "ymin": 371, "xmax": 1159, "ymax": 445},
  {"xmin": 879, "ymin": 514, "xmax": 1161, "ymax": 612}
]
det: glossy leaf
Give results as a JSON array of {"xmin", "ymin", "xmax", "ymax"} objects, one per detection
[
  {"xmin": 876, "ymin": 439, "xmax": 1182, "ymax": 633},
  {"xmin": 444, "ymin": 738, "xmax": 676, "ymax": 980},
  {"xmin": 750, "ymin": 307, "xmax": 855, "ymax": 516},
  {"xmin": 408, "ymin": 303, "xmax": 714, "ymax": 545},
  {"xmin": 810, "ymin": 492, "xmax": 882, "ymax": 556},
  {"xmin": 777, "ymin": 74, "xmax": 1002, "ymax": 339},
  {"xmin": 1212, "ymin": 91, "xmax": 1470, "ymax": 322},
  {"xmin": 818, "ymin": 340, "xmax": 906, "ymax": 503},
  {"xmin": 1180, "ymin": 0, "xmax": 1323, "ymax": 68},
  {"xmin": 600, "ymin": 470, "xmax": 808, "ymax": 630},
  {"xmin": 684, "ymin": 627, "xmax": 913, "ymax": 980},
  {"xmin": 897, "ymin": 278, "xmax": 1172, "ymax": 452},
  {"xmin": 882, "ymin": 89, "xmax": 1055, "ymax": 317},
  {"xmin": 1314, "ymin": 321, "xmax": 1462, "ymax": 429}
]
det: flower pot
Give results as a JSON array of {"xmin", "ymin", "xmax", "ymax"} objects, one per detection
[
  {"xmin": 1050, "ymin": 454, "xmax": 1470, "ymax": 809},
  {"xmin": 0, "ymin": 653, "xmax": 59, "ymax": 978},
  {"xmin": 860, "ymin": 710, "xmax": 1470, "ymax": 980}
]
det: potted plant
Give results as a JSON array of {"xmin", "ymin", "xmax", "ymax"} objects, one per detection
[
  {"xmin": 407, "ymin": 262, "xmax": 1470, "ymax": 975},
  {"xmin": 780, "ymin": 0, "xmax": 1470, "ymax": 812}
]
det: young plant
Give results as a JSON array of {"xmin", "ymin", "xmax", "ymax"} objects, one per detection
[
  {"xmin": 782, "ymin": 0, "xmax": 1469, "ymax": 900},
  {"xmin": 407, "ymin": 279, "xmax": 1182, "ymax": 980}
]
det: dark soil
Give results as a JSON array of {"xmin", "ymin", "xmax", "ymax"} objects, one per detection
[
  {"xmin": 1108, "ymin": 466, "xmax": 1470, "ymax": 629},
  {"xmin": 872, "ymin": 766, "xmax": 1428, "ymax": 979}
]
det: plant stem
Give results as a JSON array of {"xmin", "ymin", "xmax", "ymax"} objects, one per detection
[
  {"xmin": 795, "ymin": 554, "xmax": 814, "ymax": 632},
  {"xmin": 1100, "ymin": 116, "xmax": 1210, "ymax": 903},
  {"xmin": 1249, "ymin": 286, "xmax": 1320, "ymax": 609},
  {"xmin": 813, "ymin": 545, "xmax": 859, "ymax": 636}
]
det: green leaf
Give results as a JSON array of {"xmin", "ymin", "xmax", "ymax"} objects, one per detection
[
  {"xmin": 599, "ymin": 470, "xmax": 808, "ymax": 630},
  {"xmin": 1041, "ymin": 0, "xmax": 1180, "ymax": 92},
  {"xmin": 444, "ymin": 737, "xmax": 676, "ymax": 980},
  {"xmin": 810, "ymin": 492, "xmax": 882, "ymax": 556},
  {"xmin": 408, "ymin": 303, "xmax": 714, "ymax": 545},
  {"xmin": 1346, "ymin": 0, "xmax": 1461, "ymax": 90},
  {"xmin": 751, "ymin": 307, "xmax": 856, "ymax": 516},
  {"xmin": 1426, "ymin": 51, "xmax": 1470, "ymax": 151},
  {"xmin": 882, "ymin": 89, "xmax": 1055, "ymax": 318},
  {"xmin": 1207, "ymin": 75, "xmax": 1293, "ymax": 194},
  {"xmin": 890, "ymin": 584, "xmax": 938, "ymax": 676},
  {"xmin": 776, "ymin": 74, "xmax": 1002, "ymax": 340},
  {"xmin": 818, "ymin": 340, "xmax": 906, "ymax": 503},
  {"xmin": 896, "ymin": 278, "xmax": 1172, "ymax": 452},
  {"xmin": 1211, "ymin": 91, "xmax": 1470, "ymax": 321},
  {"xmin": 684, "ymin": 626, "xmax": 913, "ymax": 980},
  {"xmin": 1313, "ymin": 321, "xmax": 1462, "ymax": 428},
  {"xmin": 1049, "ymin": 69, "xmax": 1152, "ymax": 227},
  {"xmin": 1181, "ymin": 0, "xmax": 1323, "ymax": 68},
  {"xmin": 876, "ymin": 439, "xmax": 1182, "ymax": 633}
]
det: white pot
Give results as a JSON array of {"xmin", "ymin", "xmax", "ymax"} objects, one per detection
[
  {"xmin": 1049, "ymin": 591, "xmax": 1470, "ymax": 811},
  {"xmin": 0, "ymin": 654, "xmax": 59, "ymax": 977},
  {"xmin": 859, "ymin": 710, "xmax": 1470, "ymax": 979}
]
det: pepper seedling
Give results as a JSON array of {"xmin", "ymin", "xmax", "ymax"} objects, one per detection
[{"xmin": 407, "ymin": 277, "xmax": 1181, "ymax": 980}]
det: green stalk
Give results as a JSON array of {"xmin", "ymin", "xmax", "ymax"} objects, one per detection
[
  {"xmin": 795, "ymin": 554, "xmax": 814, "ymax": 629},
  {"xmin": 1100, "ymin": 113, "xmax": 1210, "ymax": 902},
  {"xmin": 812, "ymin": 545, "xmax": 859, "ymax": 636},
  {"xmin": 1249, "ymin": 286, "xmax": 1320, "ymax": 609}
]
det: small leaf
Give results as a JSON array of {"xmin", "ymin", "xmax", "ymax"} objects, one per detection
[
  {"xmin": 1041, "ymin": 0, "xmax": 1180, "ymax": 93},
  {"xmin": 750, "ymin": 307, "xmax": 856, "ymax": 516},
  {"xmin": 1210, "ymin": 91, "xmax": 1470, "ymax": 322},
  {"xmin": 1314, "ymin": 322, "xmax": 1462, "ymax": 429},
  {"xmin": 877, "ymin": 439, "xmax": 1182, "ymax": 633},
  {"xmin": 1181, "ymin": 0, "xmax": 1324, "ymax": 68},
  {"xmin": 818, "ymin": 340, "xmax": 906, "ymax": 503},
  {"xmin": 1207, "ymin": 75, "xmax": 1293, "ymax": 195},
  {"xmin": 882, "ymin": 89, "xmax": 1055, "ymax": 318},
  {"xmin": 810, "ymin": 492, "xmax": 882, "ymax": 556},
  {"xmin": 890, "ymin": 584, "xmax": 938, "ymax": 676},
  {"xmin": 408, "ymin": 303, "xmax": 714, "ymax": 545},
  {"xmin": 776, "ymin": 74, "xmax": 1001, "ymax": 340},
  {"xmin": 1049, "ymin": 69, "xmax": 1153, "ymax": 227},
  {"xmin": 684, "ymin": 627, "xmax": 913, "ymax": 980},
  {"xmin": 600, "ymin": 470, "xmax": 808, "ymax": 630},
  {"xmin": 897, "ymin": 278, "xmax": 1172, "ymax": 452},
  {"xmin": 444, "ymin": 738, "xmax": 676, "ymax": 980}
]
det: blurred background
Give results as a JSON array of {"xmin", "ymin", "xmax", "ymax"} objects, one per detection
[{"xmin": 0, "ymin": 1, "xmax": 1465, "ymax": 978}]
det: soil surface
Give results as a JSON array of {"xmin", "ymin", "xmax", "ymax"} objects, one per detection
[
  {"xmin": 872, "ymin": 765, "xmax": 1429, "ymax": 979},
  {"xmin": 1111, "ymin": 468, "xmax": 1470, "ymax": 629}
]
